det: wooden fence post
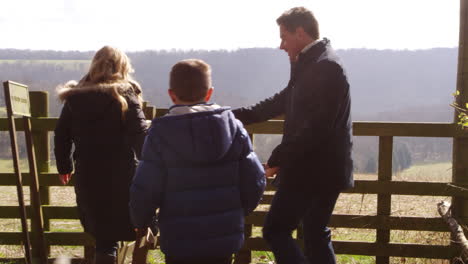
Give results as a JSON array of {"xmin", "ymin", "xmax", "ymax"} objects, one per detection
[
  {"xmin": 453, "ymin": 1, "xmax": 468, "ymax": 263},
  {"xmin": 29, "ymin": 91, "xmax": 50, "ymax": 215},
  {"xmin": 234, "ymin": 133, "xmax": 255, "ymax": 264},
  {"xmin": 376, "ymin": 136, "xmax": 393, "ymax": 264},
  {"xmin": 29, "ymin": 91, "xmax": 51, "ymax": 259},
  {"xmin": 142, "ymin": 101, "xmax": 156, "ymax": 120},
  {"xmin": 23, "ymin": 115, "xmax": 48, "ymax": 263}
]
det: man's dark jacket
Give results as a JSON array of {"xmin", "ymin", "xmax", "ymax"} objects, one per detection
[
  {"xmin": 54, "ymin": 81, "xmax": 148, "ymax": 241},
  {"xmin": 233, "ymin": 39, "xmax": 353, "ymax": 192}
]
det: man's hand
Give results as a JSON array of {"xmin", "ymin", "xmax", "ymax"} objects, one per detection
[
  {"xmin": 264, "ymin": 164, "xmax": 279, "ymax": 178},
  {"xmin": 59, "ymin": 174, "xmax": 72, "ymax": 185}
]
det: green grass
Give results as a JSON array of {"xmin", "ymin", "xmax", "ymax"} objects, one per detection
[
  {"xmin": 354, "ymin": 161, "xmax": 452, "ymax": 182},
  {"xmin": 395, "ymin": 162, "xmax": 452, "ymax": 182},
  {"xmin": 332, "ymin": 228, "xmax": 375, "ymax": 242},
  {"xmin": 252, "ymin": 251, "xmax": 274, "ymax": 263},
  {"xmin": 338, "ymin": 255, "xmax": 375, "ymax": 264},
  {"xmin": 0, "ymin": 159, "xmax": 30, "ymax": 172},
  {"xmin": 0, "ymin": 158, "xmax": 57, "ymax": 173},
  {"xmin": 0, "ymin": 159, "xmax": 12, "ymax": 172},
  {"xmin": 0, "ymin": 161, "xmax": 455, "ymax": 262},
  {"xmin": 50, "ymin": 220, "xmax": 83, "ymax": 232}
]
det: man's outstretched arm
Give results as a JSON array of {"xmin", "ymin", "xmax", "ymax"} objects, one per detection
[{"xmin": 232, "ymin": 87, "xmax": 288, "ymax": 125}]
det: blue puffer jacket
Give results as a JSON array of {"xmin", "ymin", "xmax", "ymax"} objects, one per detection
[{"xmin": 130, "ymin": 106, "xmax": 265, "ymax": 259}]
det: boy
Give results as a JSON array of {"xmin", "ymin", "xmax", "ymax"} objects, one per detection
[{"xmin": 129, "ymin": 59, "xmax": 266, "ymax": 264}]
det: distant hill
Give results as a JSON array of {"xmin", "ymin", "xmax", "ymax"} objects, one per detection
[
  {"xmin": 0, "ymin": 47, "xmax": 458, "ymax": 119},
  {"xmin": 339, "ymin": 48, "xmax": 457, "ymax": 118},
  {"xmin": 0, "ymin": 47, "xmax": 458, "ymax": 167}
]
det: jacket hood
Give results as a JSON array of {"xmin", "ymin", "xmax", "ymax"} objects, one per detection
[
  {"xmin": 57, "ymin": 80, "xmax": 140, "ymax": 102},
  {"xmin": 56, "ymin": 80, "xmax": 138, "ymax": 122},
  {"xmin": 151, "ymin": 107, "xmax": 241, "ymax": 164},
  {"xmin": 166, "ymin": 103, "xmax": 222, "ymax": 116}
]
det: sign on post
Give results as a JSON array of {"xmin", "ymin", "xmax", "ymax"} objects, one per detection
[
  {"xmin": 7, "ymin": 81, "xmax": 31, "ymax": 117},
  {"xmin": 3, "ymin": 81, "xmax": 47, "ymax": 264}
]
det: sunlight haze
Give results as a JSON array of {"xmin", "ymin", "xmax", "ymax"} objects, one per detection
[{"xmin": 0, "ymin": 0, "xmax": 459, "ymax": 51}]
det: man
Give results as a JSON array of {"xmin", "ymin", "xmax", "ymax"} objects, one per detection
[{"xmin": 232, "ymin": 6, "xmax": 353, "ymax": 264}]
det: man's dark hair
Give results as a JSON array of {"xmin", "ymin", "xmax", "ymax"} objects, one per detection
[
  {"xmin": 169, "ymin": 59, "xmax": 212, "ymax": 102},
  {"xmin": 276, "ymin": 7, "xmax": 320, "ymax": 39}
]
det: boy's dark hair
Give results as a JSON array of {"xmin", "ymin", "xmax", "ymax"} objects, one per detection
[
  {"xmin": 169, "ymin": 59, "xmax": 212, "ymax": 102},
  {"xmin": 276, "ymin": 7, "xmax": 320, "ymax": 40}
]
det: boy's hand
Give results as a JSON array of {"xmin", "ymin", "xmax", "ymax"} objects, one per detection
[
  {"xmin": 264, "ymin": 164, "xmax": 279, "ymax": 178},
  {"xmin": 59, "ymin": 174, "xmax": 72, "ymax": 185}
]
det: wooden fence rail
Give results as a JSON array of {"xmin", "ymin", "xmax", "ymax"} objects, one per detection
[{"xmin": 0, "ymin": 98, "xmax": 465, "ymax": 263}]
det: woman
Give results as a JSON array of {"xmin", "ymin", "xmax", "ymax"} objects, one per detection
[{"xmin": 54, "ymin": 46, "xmax": 148, "ymax": 263}]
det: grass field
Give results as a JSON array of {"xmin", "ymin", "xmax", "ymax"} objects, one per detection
[{"xmin": 0, "ymin": 161, "xmax": 455, "ymax": 263}]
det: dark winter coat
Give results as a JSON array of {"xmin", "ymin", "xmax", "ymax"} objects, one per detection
[
  {"xmin": 233, "ymin": 39, "xmax": 354, "ymax": 193},
  {"xmin": 129, "ymin": 105, "xmax": 265, "ymax": 259},
  {"xmin": 54, "ymin": 81, "xmax": 148, "ymax": 241}
]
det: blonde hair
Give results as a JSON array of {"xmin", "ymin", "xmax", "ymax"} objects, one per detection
[{"xmin": 79, "ymin": 46, "xmax": 142, "ymax": 114}]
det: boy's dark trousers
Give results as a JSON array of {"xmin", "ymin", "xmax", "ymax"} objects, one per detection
[
  {"xmin": 262, "ymin": 186, "xmax": 340, "ymax": 264},
  {"xmin": 165, "ymin": 255, "xmax": 232, "ymax": 264}
]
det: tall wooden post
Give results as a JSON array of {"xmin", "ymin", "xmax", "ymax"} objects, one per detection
[
  {"xmin": 376, "ymin": 136, "xmax": 393, "ymax": 264},
  {"xmin": 26, "ymin": 91, "xmax": 49, "ymax": 263},
  {"xmin": 23, "ymin": 115, "xmax": 48, "ymax": 263},
  {"xmin": 452, "ymin": 0, "xmax": 468, "ymax": 263},
  {"xmin": 26, "ymin": 91, "xmax": 51, "ymax": 262},
  {"xmin": 29, "ymin": 92, "xmax": 51, "ymax": 242}
]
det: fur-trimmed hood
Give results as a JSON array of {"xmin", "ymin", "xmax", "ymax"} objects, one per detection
[{"xmin": 57, "ymin": 80, "xmax": 142, "ymax": 104}]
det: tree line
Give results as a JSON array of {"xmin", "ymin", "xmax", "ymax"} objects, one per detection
[{"xmin": 0, "ymin": 47, "xmax": 457, "ymax": 173}]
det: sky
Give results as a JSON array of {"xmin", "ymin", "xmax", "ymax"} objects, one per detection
[{"xmin": 0, "ymin": 0, "xmax": 460, "ymax": 52}]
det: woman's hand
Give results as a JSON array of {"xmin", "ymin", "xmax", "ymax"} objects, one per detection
[{"xmin": 59, "ymin": 174, "xmax": 72, "ymax": 185}]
